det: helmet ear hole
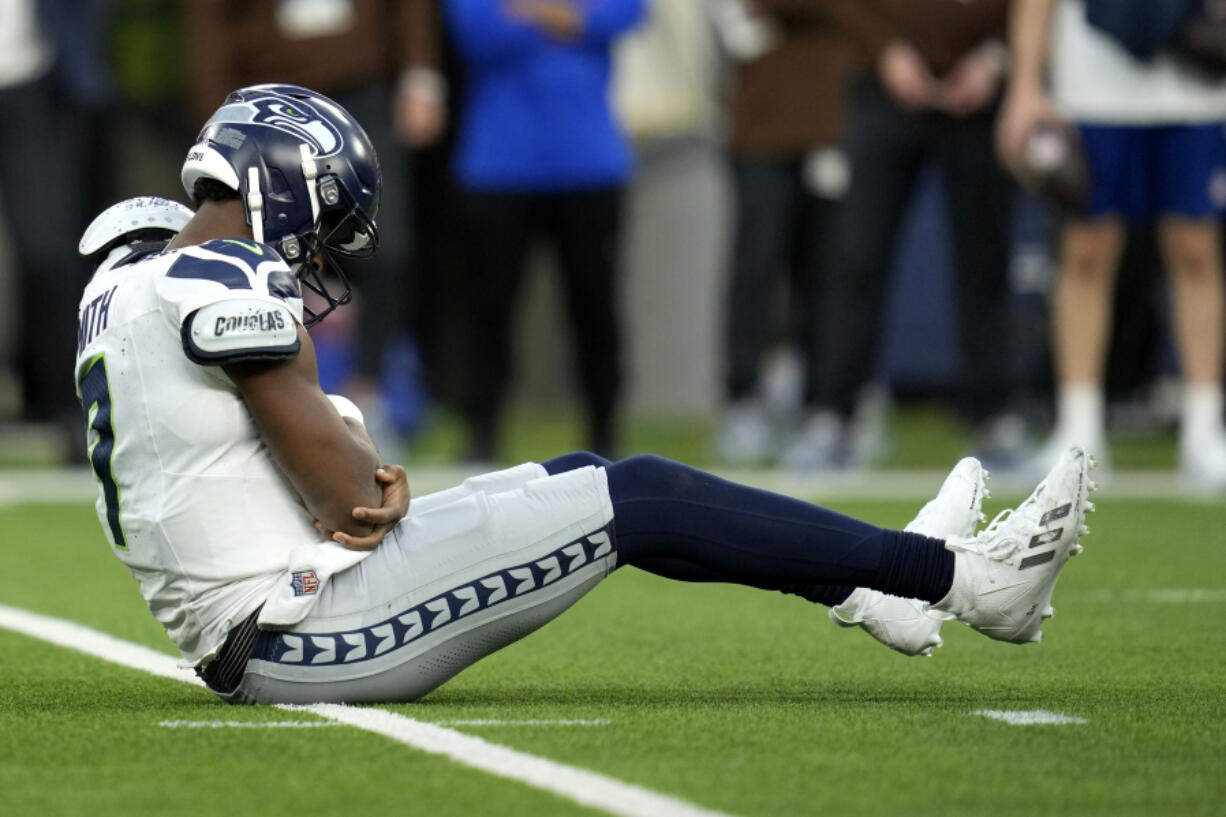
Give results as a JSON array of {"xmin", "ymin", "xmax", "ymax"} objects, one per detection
[{"xmin": 265, "ymin": 168, "xmax": 292, "ymax": 197}]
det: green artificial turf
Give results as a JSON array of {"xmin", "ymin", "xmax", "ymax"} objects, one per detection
[{"xmin": 1, "ymin": 494, "xmax": 1224, "ymax": 817}]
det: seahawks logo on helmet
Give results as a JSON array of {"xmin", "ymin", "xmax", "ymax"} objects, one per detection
[{"xmin": 203, "ymin": 96, "xmax": 344, "ymax": 158}]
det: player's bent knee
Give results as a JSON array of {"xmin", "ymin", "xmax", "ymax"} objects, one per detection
[
  {"xmin": 543, "ymin": 450, "xmax": 613, "ymax": 475},
  {"xmin": 607, "ymin": 454, "xmax": 696, "ymax": 500}
]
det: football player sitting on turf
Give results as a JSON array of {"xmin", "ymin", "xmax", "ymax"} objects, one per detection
[{"xmin": 75, "ymin": 84, "xmax": 1096, "ymax": 705}]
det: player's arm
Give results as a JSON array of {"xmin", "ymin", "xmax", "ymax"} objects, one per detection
[
  {"xmin": 996, "ymin": 0, "xmax": 1061, "ymax": 170},
  {"xmin": 318, "ymin": 464, "xmax": 412, "ymax": 550},
  {"xmin": 224, "ymin": 323, "xmax": 383, "ymax": 539}
]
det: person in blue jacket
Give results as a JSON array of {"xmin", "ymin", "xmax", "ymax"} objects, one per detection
[{"xmin": 444, "ymin": 0, "xmax": 646, "ymax": 462}]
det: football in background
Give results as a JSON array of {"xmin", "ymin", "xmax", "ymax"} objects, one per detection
[{"xmin": 1020, "ymin": 122, "xmax": 1093, "ymax": 213}]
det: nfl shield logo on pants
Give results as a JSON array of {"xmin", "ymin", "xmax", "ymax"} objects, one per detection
[{"xmin": 291, "ymin": 570, "xmax": 319, "ymax": 597}]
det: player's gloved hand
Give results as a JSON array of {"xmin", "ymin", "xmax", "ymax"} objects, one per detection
[{"xmin": 315, "ymin": 465, "xmax": 411, "ymax": 551}]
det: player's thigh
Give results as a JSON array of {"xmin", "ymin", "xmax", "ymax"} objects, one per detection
[
  {"xmin": 1154, "ymin": 122, "xmax": 1226, "ymax": 219},
  {"xmin": 231, "ymin": 465, "xmax": 616, "ymax": 704}
]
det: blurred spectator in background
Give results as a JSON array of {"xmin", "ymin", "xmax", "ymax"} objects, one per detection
[
  {"xmin": 183, "ymin": 0, "xmax": 445, "ymax": 456},
  {"xmin": 710, "ymin": 0, "xmax": 857, "ymax": 466},
  {"xmin": 613, "ymin": 0, "xmax": 716, "ymax": 144},
  {"xmin": 793, "ymin": 0, "xmax": 1025, "ymax": 472},
  {"xmin": 998, "ymin": 0, "xmax": 1226, "ymax": 489},
  {"xmin": 0, "ymin": 0, "xmax": 116, "ymax": 461},
  {"xmin": 444, "ymin": 0, "xmax": 646, "ymax": 463}
]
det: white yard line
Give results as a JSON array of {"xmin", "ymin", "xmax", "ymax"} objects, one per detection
[
  {"xmin": 159, "ymin": 720, "xmax": 338, "ymax": 728},
  {"xmin": 434, "ymin": 718, "xmax": 610, "ymax": 726},
  {"xmin": 295, "ymin": 703, "xmax": 718, "ymax": 817},
  {"xmin": 0, "ymin": 603, "xmax": 206, "ymax": 686},
  {"xmin": 1083, "ymin": 588, "xmax": 1226, "ymax": 604},
  {"xmin": 157, "ymin": 718, "xmax": 610, "ymax": 728},
  {"xmin": 0, "ymin": 603, "xmax": 737, "ymax": 817},
  {"xmin": 972, "ymin": 710, "xmax": 1088, "ymax": 726}
]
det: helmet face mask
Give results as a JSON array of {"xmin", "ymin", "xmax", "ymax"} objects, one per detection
[
  {"xmin": 316, "ymin": 179, "xmax": 379, "ymax": 259},
  {"xmin": 181, "ymin": 84, "xmax": 381, "ymax": 326},
  {"xmin": 292, "ymin": 177, "xmax": 379, "ymax": 327}
]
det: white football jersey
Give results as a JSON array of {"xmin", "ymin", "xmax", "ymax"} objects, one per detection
[
  {"xmin": 1051, "ymin": 0, "xmax": 1226, "ymax": 124},
  {"xmin": 74, "ymin": 238, "xmax": 353, "ymax": 666}
]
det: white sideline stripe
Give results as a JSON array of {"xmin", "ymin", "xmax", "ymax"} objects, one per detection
[
  {"xmin": 436, "ymin": 718, "xmax": 610, "ymax": 726},
  {"xmin": 157, "ymin": 718, "xmax": 610, "ymax": 728},
  {"xmin": 290, "ymin": 703, "xmax": 719, "ymax": 817},
  {"xmin": 160, "ymin": 720, "xmax": 337, "ymax": 728},
  {"xmin": 0, "ymin": 604, "xmax": 738, "ymax": 817},
  {"xmin": 972, "ymin": 709, "xmax": 1088, "ymax": 726},
  {"xmin": 0, "ymin": 603, "xmax": 206, "ymax": 686},
  {"xmin": 1084, "ymin": 588, "xmax": 1226, "ymax": 604}
]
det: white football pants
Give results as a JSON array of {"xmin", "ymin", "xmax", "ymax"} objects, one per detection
[{"xmin": 222, "ymin": 463, "xmax": 616, "ymax": 704}]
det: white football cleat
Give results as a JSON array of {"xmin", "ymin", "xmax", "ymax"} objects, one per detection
[
  {"xmin": 932, "ymin": 446, "xmax": 1094, "ymax": 644},
  {"xmin": 830, "ymin": 457, "xmax": 989, "ymax": 656},
  {"xmin": 829, "ymin": 589, "xmax": 943, "ymax": 657},
  {"xmin": 906, "ymin": 456, "xmax": 989, "ymax": 540}
]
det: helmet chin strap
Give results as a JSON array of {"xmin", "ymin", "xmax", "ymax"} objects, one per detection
[
  {"xmin": 246, "ymin": 167, "xmax": 265, "ymax": 245},
  {"xmin": 259, "ymin": 145, "xmax": 322, "ymax": 265},
  {"xmin": 300, "ymin": 144, "xmax": 322, "ymax": 224}
]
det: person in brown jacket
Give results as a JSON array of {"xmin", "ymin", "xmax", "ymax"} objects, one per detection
[
  {"xmin": 713, "ymin": 0, "xmax": 859, "ymax": 464},
  {"xmin": 182, "ymin": 0, "xmax": 445, "ymax": 455},
  {"xmin": 790, "ymin": 0, "xmax": 1026, "ymax": 471}
]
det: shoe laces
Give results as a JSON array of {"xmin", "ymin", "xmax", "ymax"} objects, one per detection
[
  {"xmin": 981, "ymin": 475, "xmax": 1048, "ymax": 535},
  {"xmin": 946, "ymin": 500, "xmax": 1034, "ymax": 566}
]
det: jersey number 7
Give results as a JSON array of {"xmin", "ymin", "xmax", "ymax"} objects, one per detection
[{"xmin": 79, "ymin": 354, "xmax": 128, "ymax": 550}]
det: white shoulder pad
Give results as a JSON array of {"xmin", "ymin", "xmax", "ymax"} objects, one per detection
[
  {"xmin": 182, "ymin": 298, "xmax": 300, "ymax": 365},
  {"xmin": 157, "ymin": 240, "xmax": 305, "ymax": 329},
  {"xmin": 79, "ymin": 197, "xmax": 193, "ymax": 256}
]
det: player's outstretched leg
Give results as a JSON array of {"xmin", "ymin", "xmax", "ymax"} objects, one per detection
[
  {"xmin": 830, "ymin": 457, "xmax": 989, "ymax": 656},
  {"xmin": 931, "ymin": 446, "xmax": 1095, "ymax": 643}
]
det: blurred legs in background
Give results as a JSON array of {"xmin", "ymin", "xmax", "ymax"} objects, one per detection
[
  {"xmin": 719, "ymin": 157, "xmax": 835, "ymax": 465},
  {"xmin": 460, "ymin": 189, "xmax": 624, "ymax": 463},
  {"xmin": 1160, "ymin": 218, "xmax": 1226, "ymax": 487},
  {"xmin": 1033, "ymin": 124, "xmax": 1226, "ymax": 490},
  {"xmin": 805, "ymin": 78, "xmax": 1024, "ymax": 472},
  {"xmin": 1039, "ymin": 217, "xmax": 1126, "ymax": 470}
]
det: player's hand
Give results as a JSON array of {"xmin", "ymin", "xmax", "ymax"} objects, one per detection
[
  {"xmin": 935, "ymin": 47, "xmax": 1004, "ymax": 118},
  {"xmin": 878, "ymin": 40, "xmax": 936, "ymax": 111},
  {"xmin": 394, "ymin": 82, "xmax": 446, "ymax": 148},
  {"xmin": 995, "ymin": 81, "xmax": 1063, "ymax": 174},
  {"xmin": 320, "ymin": 465, "xmax": 411, "ymax": 551}
]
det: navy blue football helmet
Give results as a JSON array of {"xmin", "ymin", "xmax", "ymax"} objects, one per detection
[{"xmin": 181, "ymin": 84, "xmax": 381, "ymax": 325}]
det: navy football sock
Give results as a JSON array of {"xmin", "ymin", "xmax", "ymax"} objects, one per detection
[
  {"xmin": 543, "ymin": 451, "xmax": 614, "ymax": 474},
  {"xmin": 592, "ymin": 454, "xmax": 953, "ymax": 604}
]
